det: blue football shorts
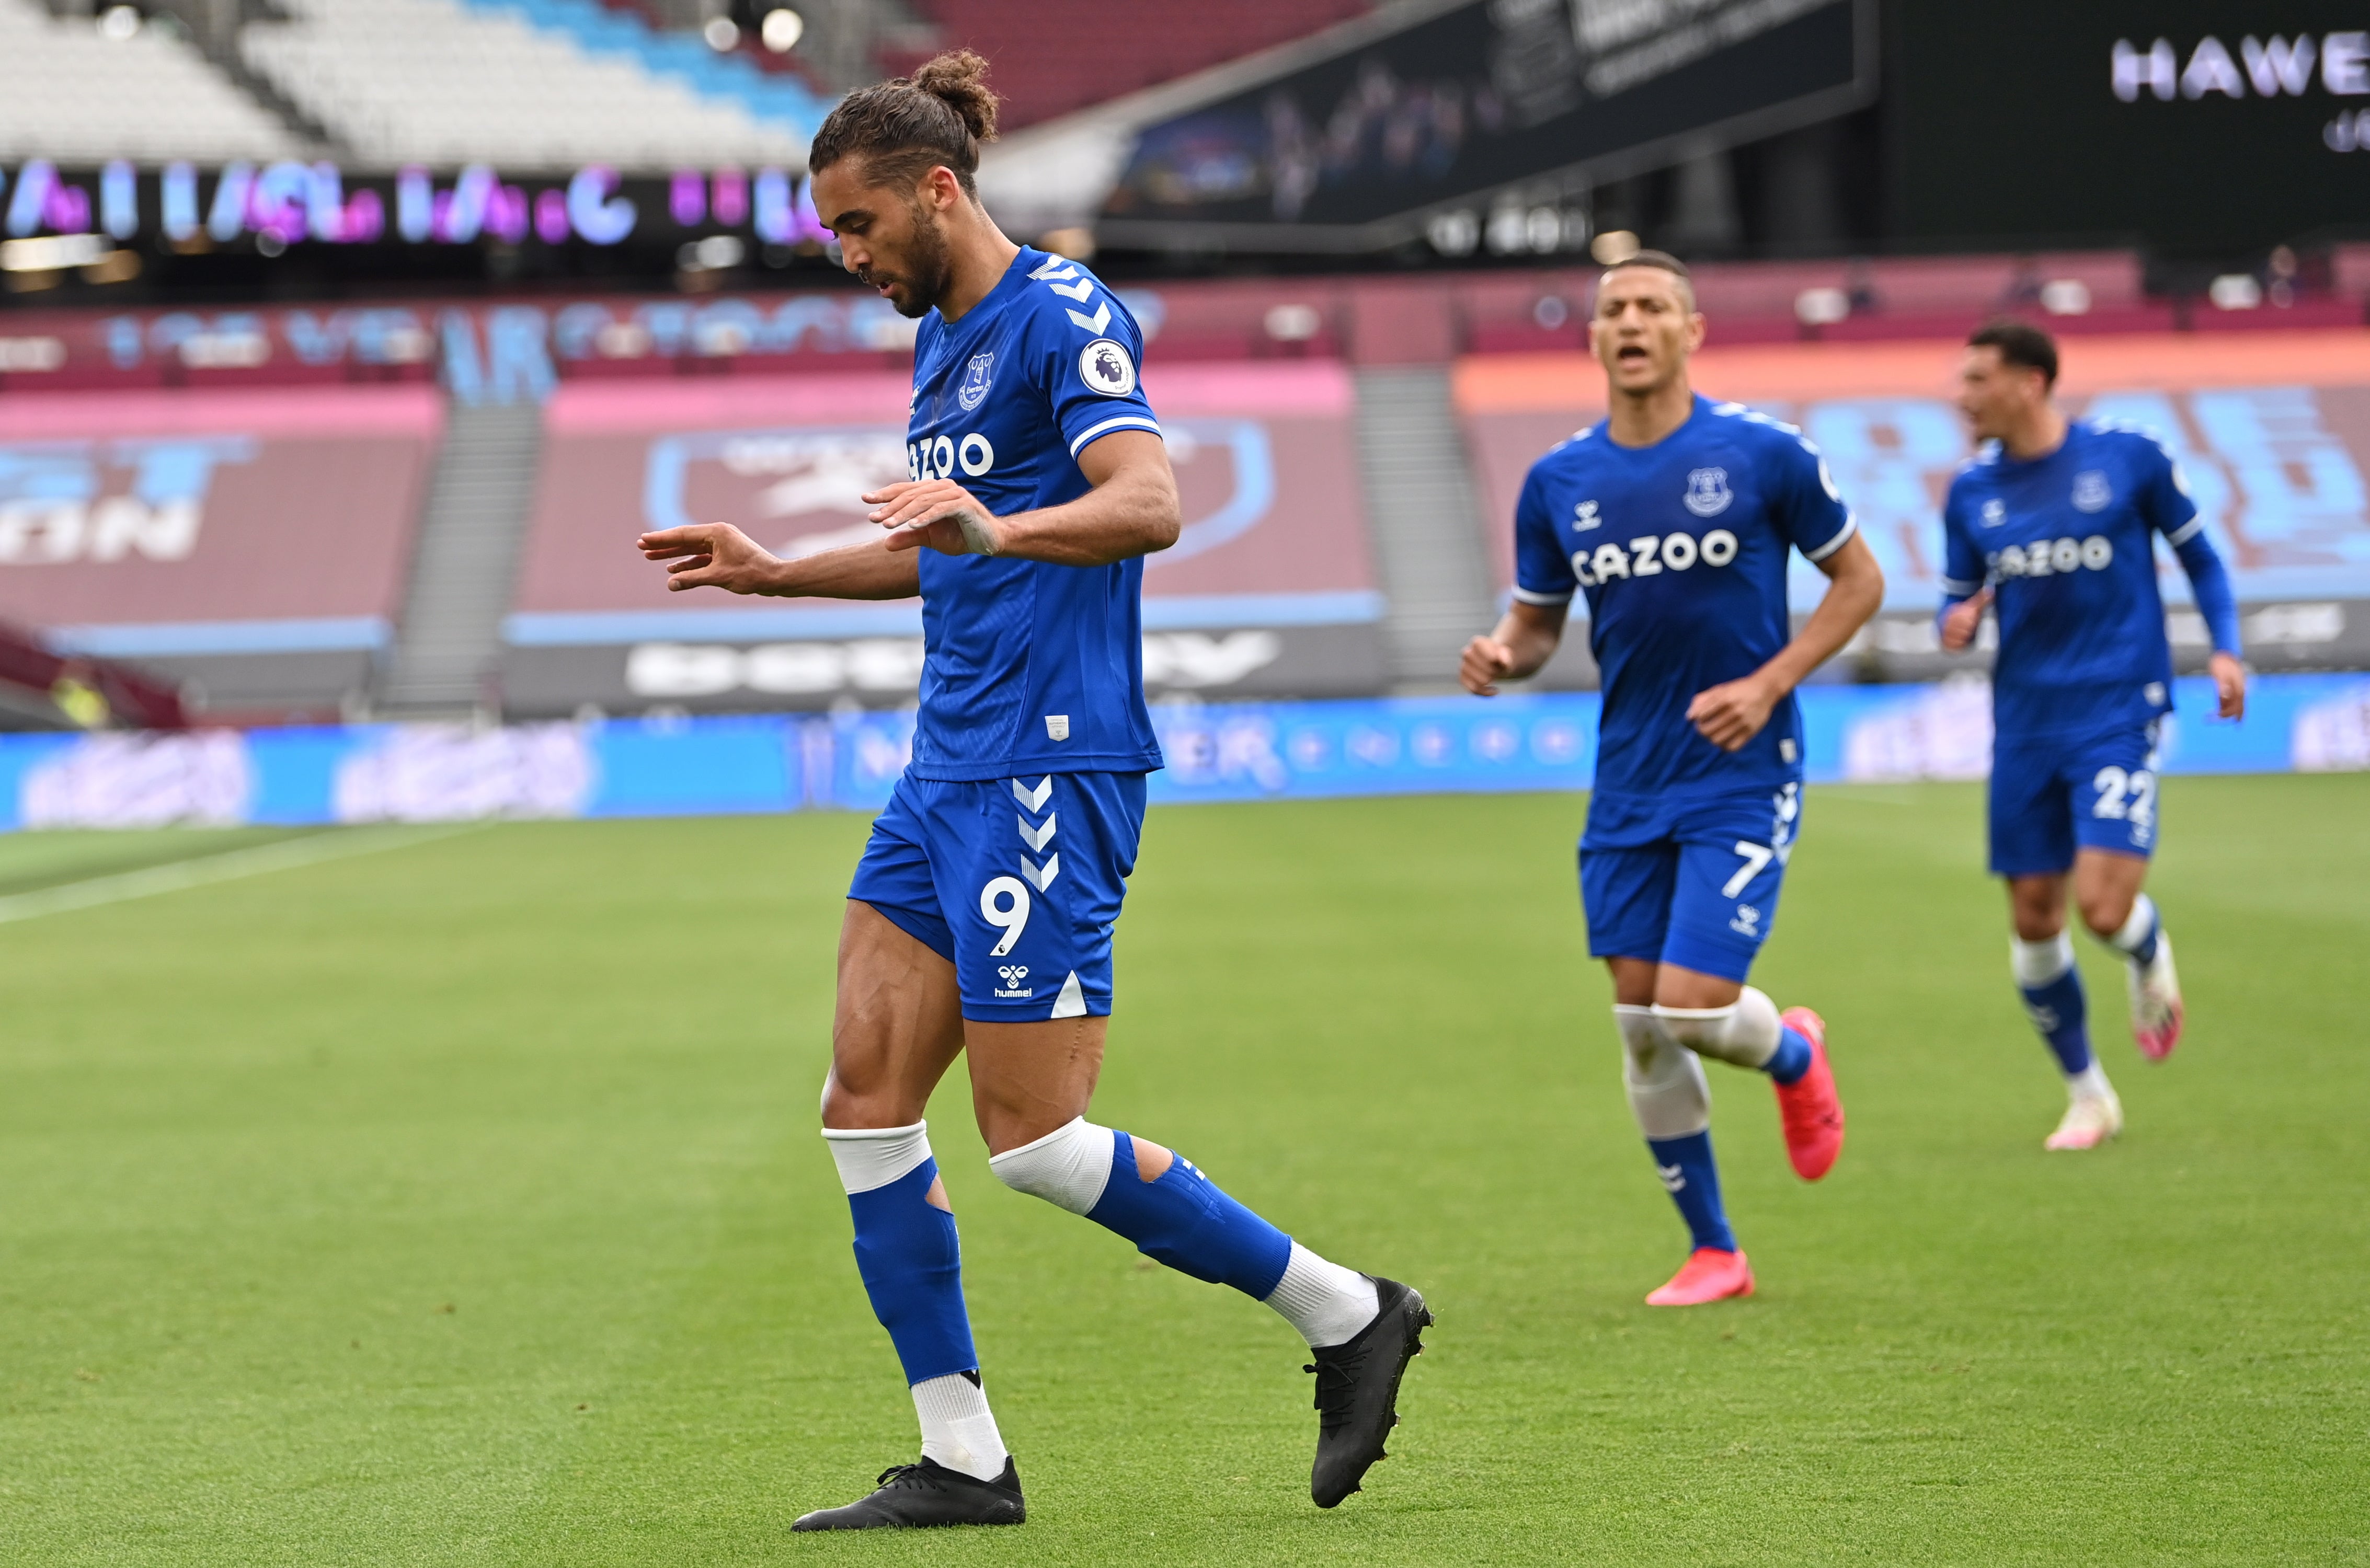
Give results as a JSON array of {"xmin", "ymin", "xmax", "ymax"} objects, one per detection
[
  {"xmin": 1988, "ymin": 717, "xmax": 2163, "ymax": 877},
  {"xmin": 1578, "ymin": 783, "xmax": 1803, "ymax": 984},
  {"xmin": 849, "ymin": 770, "xmax": 1147, "ymax": 1022}
]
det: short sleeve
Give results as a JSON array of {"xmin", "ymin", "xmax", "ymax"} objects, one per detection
[
  {"xmin": 1029, "ymin": 259, "xmax": 1163, "ymax": 462},
  {"xmin": 2133, "ymin": 435, "xmax": 2204, "ymax": 546},
  {"xmin": 1512, "ymin": 464, "xmax": 1577, "ymax": 605},
  {"xmin": 1770, "ymin": 432, "xmax": 1857, "ymax": 562},
  {"xmin": 1938, "ymin": 479, "xmax": 1985, "ymax": 598}
]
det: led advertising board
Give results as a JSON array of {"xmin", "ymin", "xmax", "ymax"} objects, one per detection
[
  {"xmin": 1099, "ymin": 0, "xmax": 1873, "ymax": 250},
  {"xmin": 1892, "ymin": 2, "xmax": 2370, "ymax": 251},
  {"xmin": 0, "ymin": 160, "xmax": 831, "ymax": 250}
]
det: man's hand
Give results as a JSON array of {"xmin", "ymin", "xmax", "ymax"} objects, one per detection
[
  {"xmin": 2209, "ymin": 650, "xmax": 2247, "ymax": 720},
  {"xmin": 1687, "ymin": 672, "xmax": 1781, "ymax": 752},
  {"xmin": 637, "ymin": 521, "xmax": 783, "ymax": 594},
  {"xmin": 864, "ymin": 478, "xmax": 1002, "ymax": 557},
  {"xmin": 1460, "ymin": 635, "xmax": 1519, "ymax": 696},
  {"xmin": 1940, "ymin": 586, "xmax": 1992, "ymax": 652}
]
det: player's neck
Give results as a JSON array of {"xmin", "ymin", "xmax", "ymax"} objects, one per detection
[
  {"xmin": 2000, "ymin": 405, "xmax": 2069, "ymax": 463},
  {"xmin": 1604, "ymin": 377, "xmax": 1696, "ymax": 448},
  {"xmin": 932, "ymin": 214, "xmax": 1024, "ymax": 325}
]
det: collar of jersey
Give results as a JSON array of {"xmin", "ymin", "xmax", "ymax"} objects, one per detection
[
  {"xmin": 1991, "ymin": 421, "xmax": 2082, "ymax": 472},
  {"xmin": 925, "ymin": 246, "xmax": 1037, "ymax": 353},
  {"xmin": 1599, "ymin": 392, "xmax": 1709, "ymax": 454}
]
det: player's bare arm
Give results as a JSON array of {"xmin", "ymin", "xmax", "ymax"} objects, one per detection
[
  {"xmin": 1688, "ymin": 532, "xmax": 1883, "ymax": 751},
  {"xmin": 1460, "ymin": 599, "xmax": 1567, "ymax": 695},
  {"xmin": 860, "ymin": 428, "xmax": 1181, "ymax": 565},
  {"xmin": 636, "ymin": 521, "xmax": 922, "ymax": 598}
]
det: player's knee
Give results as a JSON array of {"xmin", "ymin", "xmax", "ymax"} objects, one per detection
[
  {"xmin": 1654, "ymin": 987, "xmax": 1782, "ymax": 1068},
  {"xmin": 986, "ymin": 1115, "xmax": 1115, "ymax": 1216},
  {"xmin": 2076, "ymin": 888, "xmax": 2133, "ymax": 939},
  {"xmin": 1652, "ymin": 1004, "xmax": 1736, "ymax": 1055},
  {"xmin": 819, "ymin": 1070, "xmax": 917, "ymax": 1132}
]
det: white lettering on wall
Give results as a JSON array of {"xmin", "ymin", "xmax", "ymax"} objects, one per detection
[
  {"xmin": 2115, "ymin": 33, "xmax": 2367, "ymax": 98},
  {"xmin": 0, "ymin": 498, "xmax": 201, "ymax": 564}
]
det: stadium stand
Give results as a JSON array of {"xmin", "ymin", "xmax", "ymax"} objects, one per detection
[
  {"xmin": 240, "ymin": 0, "xmax": 821, "ymax": 171},
  {"xmin": 886, "ymin": 0, "xmax": 1373, "ymax": 130},
  {"xmin": 0, "ymin": 0, "xmax": 310, "ymax": 166}
]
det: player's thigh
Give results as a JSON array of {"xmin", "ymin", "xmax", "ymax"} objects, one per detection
[
  {"xmin": 1579, "ymin": 840, "xmax": 1680, "ymax": 967},
  {"xmin": 830, "ymin": 791, "xmax": 968, "ymax": 1127},
  {"xmin": 1988, "ymin": 731, "xmax": 2076, "ymax": 878},
  {"xmin": 965, "ymin": 1014, "xmax": 1108, "ymax": 1155},
  {"xmin": 920, "ymin": 771, "xmax": 1146, "ymax": 1139},
  {"xmin": 1662, "ymin": 790, "xmax": 1801, "ymax": 983},
  {"xmin": 2067, "ymin": 720, "xmax": 2164, "ymax": 862}
]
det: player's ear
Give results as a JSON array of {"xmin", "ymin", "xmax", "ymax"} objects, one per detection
[{"xmin": 1686, "ymin": 311, "xmax": 1708, "ymax": 352}]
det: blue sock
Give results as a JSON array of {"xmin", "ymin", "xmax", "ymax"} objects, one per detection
[
  {"xmin": 1765, "ymin": 1026, "xmax": 1813, "ymax": 1086},
  {"xmin": 848, "ymin": 1158, "xmax": 979, "ymax": 1385},
  {"xmin": 2019, "ymin": 963, "xmax": 2093, "ymax": 1075},
  {"xmin": 1085, "ymin": 1133, "xmax": 1293, "ymax": 1299},
  {"xmin": 1646, "ymin": 1132, "xmax": 1736, "ymax": 1254}
]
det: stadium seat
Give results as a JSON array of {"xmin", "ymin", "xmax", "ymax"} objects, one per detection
[
  {"xmin": 0, "ymin": 0, "xmax": 307, "ymax": 166},
  {"xmin": 240, "ymin": 0, "xmax": 822, "ymax": 170}
]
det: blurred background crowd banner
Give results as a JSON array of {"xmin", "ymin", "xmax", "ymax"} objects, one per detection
[
  {"xmin": 1, "ymin": 0, "xmax": 2366, "ymax": 785},
  {"xmin": 2, "ymin": 674, "xmax": 2365, "ymax": 829}
]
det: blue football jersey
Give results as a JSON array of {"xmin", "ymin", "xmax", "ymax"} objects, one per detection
[
  {"xmin": 903, "ymin": 247, "xmax": 1165, "ymax": 781},
  {"xmin": 1513, "ymin": 395, "xmax": 1857, "ymax": 801},
  {"xmin": 1940, "ymin": 420, "xmax": 2204, "ymax": 737}
]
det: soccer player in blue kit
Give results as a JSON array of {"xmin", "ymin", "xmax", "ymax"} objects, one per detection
[
  {"xmin": 1460, "ymin": 252, "xmax": 1883, "ymax": 1306},
  {"xmin": 1938, "ymin": 322, "xmax": 2245, "ymax": 1151},
  {"xmin": 636, "ymin": 54, "xmax": 1428, "ymax": 1529}
]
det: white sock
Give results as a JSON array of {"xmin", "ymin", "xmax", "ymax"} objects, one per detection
[
  {"xmin": 912, "ymin": 1371, "xmax": 1007, "ymax": 1482},
  {"xmin": 1615, "ymin": 1004, "xmax": 1711, "ymax": 1139},
  {"xmin": 2105, "ymin": 894, "xmax": 2160, "ymax": 961},
  {"xmin": 1653, "ymin": 986, "xmax": 1783, "ymax": 1069},
  {"xmin": 819, "ymin": 1120, "xmax": 932, "ymax": 1194},
  {"xmin": 2010, "ymin": 932, "xmax": 2077, "ymax": 986},
  {"xmin": 2067, "ymin": 1062, "xmax": 2115, "ymax": 1101},
  {"xmin": 1263, "ymin": 1242, "xmax": 1379, "ymax": 1348}
]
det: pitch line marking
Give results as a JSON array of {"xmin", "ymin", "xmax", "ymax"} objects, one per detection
[{"xmin": 0, "ymin": 823, "xmax": 486, "ymax": 926}]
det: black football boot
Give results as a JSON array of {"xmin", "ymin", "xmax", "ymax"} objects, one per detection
[
  {"xmin": 1305, "ymin": 1276, "xmax": 1432, "ymax": 1507},
  {"xmin": 789, "ymin": 1456, "xmax": 1025, "ymax": 1530}
]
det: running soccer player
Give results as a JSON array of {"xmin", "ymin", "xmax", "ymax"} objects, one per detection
[
  {"xmin": 1460, "ymin": 251, "xmax": 1882, "ymax": 1307},
  {"xmin": 1938, "ymin": 320, "xmax": 2244, "ymax": 1151},
  {"xmin": 636, "ymin": 54, "xmax": 1427, "ymax": 1529}
]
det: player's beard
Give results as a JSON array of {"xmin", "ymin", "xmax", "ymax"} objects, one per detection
[{"xmin": 884, "ymin": 204, "xmax": 954, "ymax": 320}]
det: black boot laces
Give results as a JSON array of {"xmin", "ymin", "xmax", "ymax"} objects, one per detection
[
  {"xmin": 872, "ymin": 1462, "xmax": 947, "ymax": 1492},
  {"xmin": 1304, "ymin": 1343, "xmax": 1369, "ymax": 1432}
]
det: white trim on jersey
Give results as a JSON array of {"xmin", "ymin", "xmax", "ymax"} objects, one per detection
[
  {"xmin": 2162, "ymin": 515, "xmax": 2207, "ymax": 547},
  {"xmin": 1939, "ymin": 574, "xmax": 1983, "ymax": 596},
  {"xmin": 1510, "ymin": 585, "xmax": 1574, "ymax": 606},
  {"xmin": 1802, "ymin": 512, "xmax": 1860, "ymax": 563},
  {"xmin": 1067, "ymin": 413, "xmax": 1162, "ymax": 457}
]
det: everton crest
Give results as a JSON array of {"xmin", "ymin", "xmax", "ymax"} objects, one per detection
[
  {"xmin": 957, "ymin": 351, "xmax": 995, "ymax": 411},
  {"xmin": 1682, "ymin": 466, "xmax": 1733, "ymax": 517}
]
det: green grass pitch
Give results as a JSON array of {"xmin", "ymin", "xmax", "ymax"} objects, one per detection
[{"xmin": 2, "ymin": 777, "xmax": 2366, "ymax": 1565}]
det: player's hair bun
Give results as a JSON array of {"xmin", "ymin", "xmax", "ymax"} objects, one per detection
[
  {"xmin": 808, "ymin": 50, "xmax": 1002, "ymax": 193},
  {"xmin": 910, "ymin": 50, "xmax": 999, "ymax": 144}
]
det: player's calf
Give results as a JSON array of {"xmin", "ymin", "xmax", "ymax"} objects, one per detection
[{"xmin": 991, "ymin": 1117, "xmax": 1426, "ymax": 1506}]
